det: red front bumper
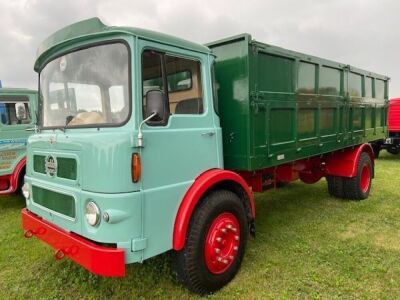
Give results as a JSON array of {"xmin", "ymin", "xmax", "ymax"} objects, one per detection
[{"xmin": 21, "ymin": 208, "xmax": 125, "ymax": 277}]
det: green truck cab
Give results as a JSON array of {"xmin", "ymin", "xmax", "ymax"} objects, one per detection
[
  {"xmin": 22, "ymin": 18, "xmax": 388, "ymax": 295},
  {"xmin": 0, "ymin": 88, "xmax": 37, "ymax": 194}
]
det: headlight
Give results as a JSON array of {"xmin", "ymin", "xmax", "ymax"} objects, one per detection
[
  {"xmin": 85, "ymin": 201, "xmax": 100, "ymax": 226},
  {"xmin": 22, "ymin": 183, "xmax": 30, "ymax": 199}
]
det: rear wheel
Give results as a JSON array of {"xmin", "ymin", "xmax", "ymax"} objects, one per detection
[
  {"xmin": 326, "ymin": 175, "xmax": 344, "ymax": 198},
  {"xmin": 343, "ymin": 152, "xmax": 373, "ymax": 200},
  {"xmin": 173, "ymin": 190, "xmax": 248, "ymax": 296},
  {"xmin": 387, "ymin": 146, "xmax": 400, "ymax": 155}
]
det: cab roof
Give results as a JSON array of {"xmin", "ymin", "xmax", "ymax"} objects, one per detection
[
  {"xmin": 0, "ymin": 87, "xmax": 36, "ymax": 95},
  {"xmin": 35, "ymin": 17, "xmax": 211, "ymax": 71}
]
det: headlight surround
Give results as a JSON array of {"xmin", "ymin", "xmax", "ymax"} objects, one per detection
[
  {"xmin": 85, "ymin": 201, "xmax": 100, "ymax": 226},
  {"xmin": 22, "ymin": 183, "xmax": 30, "ymax": 199}
]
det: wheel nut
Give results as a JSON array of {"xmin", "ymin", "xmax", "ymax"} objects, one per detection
[
  {"xmin": 233, "ymin": 246, "xmax": 238, "ymax": 251},
  {"xmin": 216, "ymin": 237, "xmax": 222, "ymax": 243},
  {"xmin": 227, "ymin": 224, "xmax": 232, "ymax": 229},
  {"xmin": 229, "ymin": 255, "xmax": 234, "ymax": 260},
  {"xmin": 221, "ymin": 228, "xmax": 227, "ymax": 233},
  {"xmin": 215, "ymin": 248, "xmax": 221, "ymax": 254},
  {"xmin": 217, "ymin": 257, "xmax": 223, "ymax": 262},
  {"xmin": 231, "ymin": 227, "xmax": 238, "ymax": 233},
  {"xmin": 223, "ymin": 259, "xmax": 229, "ymax": 265},
  {"xmin": 235, "ymin": 235, "xmax": 240, "ymax": 241}
]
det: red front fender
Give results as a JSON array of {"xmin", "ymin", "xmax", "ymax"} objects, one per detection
[
  {"xmin": 0, "ymin": 157, "xmax": 26, "ymax": 195},
  {"xmin": 173, "ymin": 169, "xmax": 255, "ymax": 251}
]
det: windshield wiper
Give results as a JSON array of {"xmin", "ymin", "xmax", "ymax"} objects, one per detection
[
  {"xmin": 60, "ymin": 115, "xmax": 75, "ymax": 132},
  {"xmin": 60, "ymin": 116, "xmax": 73, "ymax": 132}
]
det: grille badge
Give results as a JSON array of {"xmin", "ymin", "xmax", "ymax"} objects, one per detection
[{"xmin": 45, "ymin": 155, "xmax": 57, "ymax": 177}]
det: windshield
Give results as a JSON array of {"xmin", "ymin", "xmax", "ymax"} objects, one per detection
[{"xmin": 39, "ymin": 42, "xmax": 130, "ymax": 128}]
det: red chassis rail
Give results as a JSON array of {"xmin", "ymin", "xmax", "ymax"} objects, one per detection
[
  {"xmin": 238, "ymin": 144, "xmax": 374, "ymax": 192},
  {"xmin": 21, "ymin": 208, "xmax": 125, "ymax": 277}
]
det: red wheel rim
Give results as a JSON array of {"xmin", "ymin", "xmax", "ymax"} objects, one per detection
[
  {"xmin": 204, "ymin": 212, "xmax": 240, "ymax": 274},
  {"xmin": 360, "ymin": 164, "xmax": 371, "ymax": 193}
]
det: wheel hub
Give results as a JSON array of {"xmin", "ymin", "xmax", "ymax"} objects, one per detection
[
  {"xmin": 360, "ymin": 164, "xmax": 371, "ymax": 193},
  {"xmin": 204, "ymin": 212, "xmax": 240, "ymax": 274}
]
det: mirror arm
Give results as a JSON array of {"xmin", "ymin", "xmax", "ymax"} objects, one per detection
[
  {"xmin": 26, "ymin": 125, "xmax": 39, "ymax": 133},
  {"xmin": 137, "ymin": 112, "xmax": 157, "ymax": 147}
]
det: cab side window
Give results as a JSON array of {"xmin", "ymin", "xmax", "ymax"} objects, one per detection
[
  {"xmin": 142, "ymin": 50, "xmax": 203, "ymax": 121},
  {"xmin": 0, "ymin": 97, "xmax": 31, "ymax": 125},
  {"xmin": 165, "ymin": 55, "xmax": 203, "ymax": 115}
]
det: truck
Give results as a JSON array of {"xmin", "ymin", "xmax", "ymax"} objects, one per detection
[
  {"xmin": 387, "ymin": 98, "xmax": 400, "ymax": 154},
  {"xmin": 372, "ymin": 98, "xmax": 400, "ymax": 156},
  {"xmin": 0, "ymin": 87, "xmax": 37, "ymax": 195},
  {"xmin": 21, "ymin": 18, "xmax": 388, "ymax": 295}
]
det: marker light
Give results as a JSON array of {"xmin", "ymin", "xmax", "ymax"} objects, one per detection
[
  {"xmin": 131, "ymin": 153, "xmax": 141, "ymax": 183},
  {"xmin": 85, "ymin": 201, "xmax": 100, "ymax": 226},
  {"xmin": 22, "ymin": 183, "xmax": 30, "ymax": 199}
]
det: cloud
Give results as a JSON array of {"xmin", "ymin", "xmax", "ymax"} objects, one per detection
[{"xmin": 0, "ymin": 0, "xmax": 399, "ymax": 96}]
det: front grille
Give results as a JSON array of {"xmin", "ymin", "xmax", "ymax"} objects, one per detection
[
  {"xmin": 33, "ymin": 155, "xmax": 77, "ymax": 180},
  {"xmin": 57, "ymin": 157, "xmax": 77, "ymax": 180},
  {"xmin": 33, "ymin": 155, "xmax": 46, "ymax": 174},
  {"xmin": 32, "ymin": 186, "xmax": 75, "ymax": 218}
]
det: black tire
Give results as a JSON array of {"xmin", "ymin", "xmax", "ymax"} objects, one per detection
[
  {"xmin": 387, "ymin": 146, "xmax": 400, "ymax": 155},
  {"xmin": 17, "ymin": 167, "xmax": 26, "ymax": 195},
  {"xmin": 276, "ymin": 181, "xmax": 288, "ymax": 188},
  {"xmin": 343, "ymin": 152, "xmax": 373, "ymax": 200},
  {"xmin": 173, "ymin": 190, "xmax": 248, "ymax": 296},
  {"xmin": 326, "ymin": 175, "xmax": 344, "ymax": 198},
  {"xmin": 372, "ymin": 146, "xmax": 381, "ymax": 159}
]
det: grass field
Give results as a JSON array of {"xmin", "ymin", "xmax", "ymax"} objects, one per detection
[{"xmin": 0, "ymin": 152, "xmax": 399, "ymax": 299}]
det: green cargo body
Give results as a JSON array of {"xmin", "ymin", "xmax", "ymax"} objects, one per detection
[{"xmin": 208, "ymin": 34, "xmax": 388, "ymax": 171}]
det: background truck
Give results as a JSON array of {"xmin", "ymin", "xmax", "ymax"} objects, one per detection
[
  {"xmin": 372, "ymin": 98, "xmax": 400, "ymax": 156},
  {"xmin": 0, "ymin": 87, "xmax": 37, "ymax": 194},
  {"xmin": 21, "ymin": 18, "xmax": 388, "ymax": 295},
  {"xmin": 387, "ymin": 98, "xmax": 400, "ymax": 154}
]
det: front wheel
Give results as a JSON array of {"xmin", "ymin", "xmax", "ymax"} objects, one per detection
[{"xmin": 173, "ymin": 190, "xmax": 248, "ymax": 296}]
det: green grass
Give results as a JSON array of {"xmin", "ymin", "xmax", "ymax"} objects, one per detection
[{"xmin": 1, "ymin": 152, "xmax": 399, "ymax": 299}]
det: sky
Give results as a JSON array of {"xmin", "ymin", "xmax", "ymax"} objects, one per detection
[{"xmin": 0, "ymin": 0, "xmax": 399, "ymax": 97}]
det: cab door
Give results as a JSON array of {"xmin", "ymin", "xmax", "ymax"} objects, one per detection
[
  {"xmin": 136, "ymin": 41, "xmax": 222, "ymax": 259},
  {"xmin": 0, "ymin": 93, "xmax": 36, "ymax": 176}
]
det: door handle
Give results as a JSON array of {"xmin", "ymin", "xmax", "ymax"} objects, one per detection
[{"xmin": 201, "ymin": 132, "xmax": 215, "ymax": 137}]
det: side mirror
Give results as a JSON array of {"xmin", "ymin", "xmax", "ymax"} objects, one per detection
[
  {"xmin": 15, "ymin": 103, "xmax": 27, "ymax": 121},
  {"xmin": 137, "ymin": 90, "xmax": 169, "ymax": 147},
  {"xmin": 145, "ymin": 90, "xmax": 169, "ymax": 125}
]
